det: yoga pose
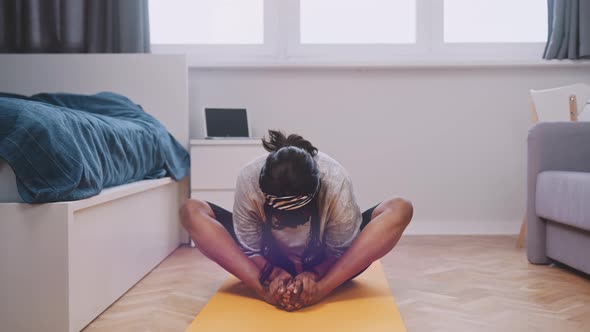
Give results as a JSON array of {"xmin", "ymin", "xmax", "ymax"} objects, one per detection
[{"xmin": 180, "ymin": 130, "xmax": 413, "ymax": 311}]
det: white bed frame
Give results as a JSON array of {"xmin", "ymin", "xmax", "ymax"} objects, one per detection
[{"xmin": 0, "ymin": 55, "xmax": 190, "ymax": 332}]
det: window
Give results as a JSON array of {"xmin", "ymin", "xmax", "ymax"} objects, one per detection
[
  {"xmin": 149, "ymin": 0, "xmax": 264, "ymax": 44},
  {"xmin": 149, "ymin": 0, "xmax": 549, "ymax": 65},
  {"xmin": 444, "ymin": 0, "xmax": 547, "ymax": 43},
  {"xmin": 300, "ymin": 0, "xmax": 415, "ymax": 44}
]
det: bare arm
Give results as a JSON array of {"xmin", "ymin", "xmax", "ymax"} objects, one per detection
[
  {"xmin": 231, "ymin": 172, "xmax": 285, "ymax": 300},
  {"xmin": 315, "ymin": 177, "xmax": 362, "ymax": 295},
  {"xmin": 310, "ymin": 256, "xmax": 338, "ymax": 279},
  {"xmin": 287, "ymin": 176, "xmax": 363, "ymax": 306}
]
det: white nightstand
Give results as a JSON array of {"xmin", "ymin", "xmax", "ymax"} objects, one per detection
[{"xmin": 190, "ymin": 139, "xmax": 267, "ymax": 210}]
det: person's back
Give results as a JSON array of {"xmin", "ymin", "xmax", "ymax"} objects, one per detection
[{"xmin": 233, "ymin": 150, "xmax": 362, "ymax": 275}]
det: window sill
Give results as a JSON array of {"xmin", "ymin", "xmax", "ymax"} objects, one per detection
[{"xmin": 186, "ymin": 57, "xmax": 590, "ymax": 70}]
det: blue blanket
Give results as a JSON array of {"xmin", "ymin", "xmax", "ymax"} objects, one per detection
[{"xmin": 0, "ymin": 92, "xmax": 189, "ymax": 203}]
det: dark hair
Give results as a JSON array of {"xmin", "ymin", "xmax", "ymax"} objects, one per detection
[{"xmin": 259, "ymin": 130, "xmax": 319, "ymax": 196}]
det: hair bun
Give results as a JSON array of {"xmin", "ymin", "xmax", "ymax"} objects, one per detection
[{"xmin": 262, "ymin": 129, "xmax": 318, "ymax": 156}]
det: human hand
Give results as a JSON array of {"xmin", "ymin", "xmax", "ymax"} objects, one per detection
[
  {"xmin": 280, "ymin": 271, "xmax": 324, "ymax": 311},
  {"xmin": 279, "ymin": 277, "xmax": 303, "ymax": 311},
  {"xmin": 294, "ymin": 271, "xmax": 323, "ymax": 308},
  {"xmin": 266, "ymin": 267, "xmax": 293, "ymax": 307}
]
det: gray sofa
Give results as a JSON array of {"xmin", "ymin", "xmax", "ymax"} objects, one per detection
[{"xmin": 527, "ymin": 122, "xmax": 590, "ymax": 275}]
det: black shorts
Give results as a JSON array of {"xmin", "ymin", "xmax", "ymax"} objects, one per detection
[
  {"xmin": 207, "ymin": 202, "xmax": 379, "ymax": 244},
  {"xmin": 206, "ymin": 201, "xmax": 380, "ymax": 278}
]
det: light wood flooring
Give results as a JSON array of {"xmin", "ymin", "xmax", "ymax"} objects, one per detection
[{"xmin": 83, "ymin": 236, "xmax": 590, "ymax": 332}]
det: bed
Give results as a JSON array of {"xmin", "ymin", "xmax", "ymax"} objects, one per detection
[
  {"xmin": 0, "ymin": 54, "xmax": 190, "ymax": 332},
  {"xmin": 0, "ymin": 158, "xmax": 20, "ymax": 202}
]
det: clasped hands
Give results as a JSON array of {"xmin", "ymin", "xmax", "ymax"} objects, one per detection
[{"xmin": 263, "ymin": 267, "xmax": 323, "ymax": 311}]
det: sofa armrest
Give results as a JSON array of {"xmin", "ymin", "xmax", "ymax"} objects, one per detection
[{"xmin": 527, "ymin": 122, "xmax": 590, "ymax": 264}]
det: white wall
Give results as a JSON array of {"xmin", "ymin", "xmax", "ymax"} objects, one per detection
[{"xmin": 189, "ymin": 66, "xmax": 590, "ymax": 234}]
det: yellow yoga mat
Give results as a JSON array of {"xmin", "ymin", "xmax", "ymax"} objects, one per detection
[{"xmin": 185, "ymin": 261, "xmax": 407, "ymax": 332}]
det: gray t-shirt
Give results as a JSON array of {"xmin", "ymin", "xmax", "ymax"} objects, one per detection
[{"xmin": 233, "ymin": 151, "xmax": 362, "ymax": 265}]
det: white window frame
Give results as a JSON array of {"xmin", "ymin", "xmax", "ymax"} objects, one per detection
[
  {"xmin": 150, "ymin": 0, "xmax": 280, "ymax": 63},
  {"xmin": 150, "ymin": 0, "xmax": 549, "ymax": 66},
  {"xmin": 429, "ymin": 0, "xmax": 547, "ymax": 60},
  {"xmin": 284, "ymin": 0, "xmax": 429, "ymax": 62}
]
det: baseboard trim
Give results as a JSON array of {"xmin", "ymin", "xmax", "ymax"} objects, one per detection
[{"xmin": 403, "ymin": 220, "xmax": 521, "ymax": 235}]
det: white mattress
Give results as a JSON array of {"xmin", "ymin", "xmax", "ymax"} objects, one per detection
[{"xmin": 0, "ymin": 159, "xmax": 23, "ymax": 202}]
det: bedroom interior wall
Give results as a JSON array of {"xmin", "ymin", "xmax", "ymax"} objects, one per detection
[{"xmin": 188, "ymin": 66, "xmax": 590, "ymax": 234}]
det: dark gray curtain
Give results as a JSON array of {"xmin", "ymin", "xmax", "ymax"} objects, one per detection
[
  {"xmin": 544, "ymin": 0, "xmax": 590, "ymax": 59},
  {"xmin": 0, "ymin": 0, "xmax": 150, "ymax": 53}
]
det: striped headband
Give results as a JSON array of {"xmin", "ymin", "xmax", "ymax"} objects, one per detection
[
  {"xmin": 264, "ymin": 193, "xmax": 314, "ymax": 211},
  {"xmin": 263, "ymin": 181, "xmax": 320, "ymax": 211}
]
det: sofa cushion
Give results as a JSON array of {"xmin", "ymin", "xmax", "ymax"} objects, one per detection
[{"xmin": 536, "ymin": 171, "xmax": 590, "ymax": 232}]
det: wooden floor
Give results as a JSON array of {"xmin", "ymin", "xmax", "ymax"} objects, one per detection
[{"xmin": 83, "ymin": 236, "xmax": 590, "ymax": 332}]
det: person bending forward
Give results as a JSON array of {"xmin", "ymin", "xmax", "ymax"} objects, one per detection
[{"xmin": 180, "ymin": 130, "xmax": 413, "ymax": 311}]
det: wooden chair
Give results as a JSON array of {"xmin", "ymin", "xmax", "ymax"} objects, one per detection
[{"xmin": 517, "ymin": 83, "xmax": 590, "ymax": 248}]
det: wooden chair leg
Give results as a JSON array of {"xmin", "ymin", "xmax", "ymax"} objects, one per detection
[
  {"xmin": 569, "ymin": 95, "xmax": 578, "ymax": 121},
  {"xmin": 516, "ymin": 214, "xmax": 526, "ymax": 248}
]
